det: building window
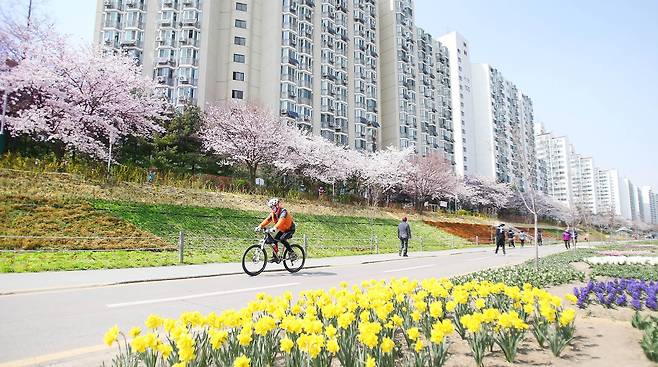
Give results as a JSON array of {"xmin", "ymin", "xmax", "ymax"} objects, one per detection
[
  {"xmin": 236, "ymin": 2, "xmax": 247, "ymax": 11},
  {"xmin": 235, "ymin": 19, "xmax": 247, "ymax": 28},
  {"xmin": 233, "ymin": 71, "xmax": 245, "ymax": 81},
  {"xmin": 234, "ymin": 36, "xmax": 246, "ymax": 45},
  {"xmin": 233, "ymin": 53, "xmax": 245, "ymax": 63},
  {"xmin": 232, "ymin": 90, "xmax": 244, "ymax": 99}
]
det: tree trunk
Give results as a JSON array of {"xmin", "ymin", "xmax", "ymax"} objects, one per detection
[
  {"xmin": 534, "ymin": 213, "xmax": 539, "ymax": 271},
  {"xmin": 248, "ymin": 163, "xmax": 257, "ymax": 190}
]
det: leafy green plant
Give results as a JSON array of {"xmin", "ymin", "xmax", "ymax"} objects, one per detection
[{"xmin": 631, "ymin": 312, "xmax": 658, "ymax": 362}]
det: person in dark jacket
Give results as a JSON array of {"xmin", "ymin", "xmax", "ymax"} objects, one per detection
[
  {"xmin": 398, "ymin": 217, "xmax": 412, "ymax": 257},
  {"xmin": 508, "ymin": 229, "xmax": 515, "ymax": 248},
  {"xmin": 495, "ymin": 224, "xmax": 506, "ymax": 255}
]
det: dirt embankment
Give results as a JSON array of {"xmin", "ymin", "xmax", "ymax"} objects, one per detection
[{"xmin": 423, "ymin": 221, "xmax": 496, "ymax": 244}]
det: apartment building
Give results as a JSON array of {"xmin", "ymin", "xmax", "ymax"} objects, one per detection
[
  {"xmin": 377, "ymin": 0, "xmax": 455, "ymax": 161},
  {"xmin": 470, "ymin": 64, "xmax": 536, "ymax": 189},
  {"xmin": 650, "ymin": 192, "xmax": 658, "ymax": 225},
  {"xmin": 534, "ymin": 125, "xmax": 573, "ymax": 207},
  {"xmin": 437, "ymin": 31, "xmax": 473, "ymax": 176},
  {"xmin": 595, "ymin": 168, "xmax": 622, "ymax": 217},
  {"xmin": 631, "ymin": 182, "xmax": 640, "ymax": 221},
  {"xmin": 95, "ymin": 0, "xmax": 383, "ymax": 151},
  {"xmin": 570, "ymin": 154, "xmax": 598, "ymax": 214},
  {"xmin": 639, "ymin": 186, "xmax": 653, "ymax": 224}
]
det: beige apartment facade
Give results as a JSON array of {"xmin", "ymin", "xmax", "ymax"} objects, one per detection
[
  {"xmin": 95, "ymin": 0, "xmax": 460, "ymax": 156},
  {"xmin": 95, "ymin": 0, "xmax": 384, "ymax": 152}
]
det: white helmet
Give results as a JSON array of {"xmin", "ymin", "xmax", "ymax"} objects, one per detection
[{"xmin": 267, "ymin": 197, "xmax": 280, "ymax": 208}]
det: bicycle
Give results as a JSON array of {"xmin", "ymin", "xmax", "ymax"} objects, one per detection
[{"xmin": 241, "ymin": 229, "xmax": 306, "ymax": 276}]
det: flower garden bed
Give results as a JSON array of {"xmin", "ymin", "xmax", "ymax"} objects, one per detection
[
  {"xmin": 105, "ymin": 278, "xmax": 577, "ymax": 367},
  {"xmin": 585, "ymin": 256, "xmax": 658, "ymax": 266}
]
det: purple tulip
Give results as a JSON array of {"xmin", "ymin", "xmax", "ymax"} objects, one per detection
[{"xmin": 631, "ymin": 298, "xmax": 643, "ymax": 310}]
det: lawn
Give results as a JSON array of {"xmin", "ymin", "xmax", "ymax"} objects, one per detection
[
  {"xmin": 0, "ymin": 200, "xmax": 473, "ymax": 272},
  {"xmin": 93, "ymin": 200, "xmax": 473, "ymax": 257}
]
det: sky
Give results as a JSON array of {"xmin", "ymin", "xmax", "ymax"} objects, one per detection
[{"xmin": 6, "ymin": 0, "xmax": 658, "ymax": 189}]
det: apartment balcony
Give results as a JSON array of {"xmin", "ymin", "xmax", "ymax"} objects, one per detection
[
  {"xmin": 124, "ymin": 0, "xmax": 144, "ymax": 10},
  {"xmin": 102, "ymin": 39, "xmax": 120, "ymax": 49},
  {"xmin": 156, "ymin": 57, "xmax": 177, "ymax": 66},
  {"xmin": 179, "ymin": 57, "xmax": 199, "ymax": 67},
  {"xmin": 102, "ymin": 19, "xmax": 121, "ymax": 29},
  {"xmin": 156, "ymin": 76, "xmax": 174, "ymax": 86},
  {"xmin": 123, "ymin": 20, "xmax": 144, "ymax": 29},
  {"xmin": 103, "ymin": 0, "xmax": 120, "ymax": 10},
  {"xmin": 181, "ymin": 18, "xmax": 200, "ymax": 28},
  {"xmin": 179, "ymin": 38, "xmax": 200, "ymax": 47},
  {"xmin": 158, "ymin": 19, "xmax": 175, "ymax": 28},
  {"xmin": 162, "ymin": 0, "xmax": 176, "ymax": 9},
  {"xmin": 181, "ymin": 0, "xmax": 200, "ymax": 9},
  {"xmin": 177, "ymin": 95, "xmax": 196, "ymax": 106},
  {"xmin": 120, "ymin": 38, "xmax": 142, "ymax": 48},
  {"xmin": 156, "ymin": 38, "xmax": 176, "ymax": 47},
  {"xmin": 178, "ymin": 76, "xmax": 199, "ymax": 86}
]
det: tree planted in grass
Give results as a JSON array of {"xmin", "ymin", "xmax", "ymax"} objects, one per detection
[
  {"xmin": 200, "ymin": 100, "xmax": 297, "ymax": 186},
  {"xmin": 404, "ymin": 153, "xmax": 459, "ymax": 212},
  {"xmin": 1, "ymin": 36, "xmax": 169, "ymax": 166}
]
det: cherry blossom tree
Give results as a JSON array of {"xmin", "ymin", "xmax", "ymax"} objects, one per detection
[
  {"xmin": 462, "ymin": 176, "xmax": 514, "ymax": 215},
  {"xmin": 1, "ymin": 42, "xmax": 169, "ymax": 162},
  {"xmin": 357, "ymin": 147, "xmax": 413, "ymax": 206},
  {"xmin": 277, "ymin": 132, "xmax": 358, "ymax": 185},
  {"xmin": 200, "ymin": 100, "xmax": 297, "ymax": 185},
  {"xmin": 0, "ymin": 0, "xmax": 51, "ymax": 67},
  {"xmin": 404, "ymin": 153, "xmax": 459, "ymax": 212}
]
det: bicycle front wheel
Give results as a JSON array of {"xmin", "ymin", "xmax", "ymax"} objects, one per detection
[
  {"xmin": 242, "ymin": 244, "xmax": 267, "ymax": 276},
  {"xmin": 283, "ymin": 244, "xmax": 306, "ymax": 273}
]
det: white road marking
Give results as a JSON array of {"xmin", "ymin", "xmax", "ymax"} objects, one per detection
[
  {"xmin": 383, "ymin": 264, "xmax": 434, "ymax": 273},
  {"xmin": 463, "ymin": 256, "xmax": 495, "ymax": 262},
  {"xmin": 107, "ymin": 282, "xmax": 300, "ymax": 308}
]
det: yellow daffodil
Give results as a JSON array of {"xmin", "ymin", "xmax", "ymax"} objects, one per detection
[
  {"xmin": 280, "ymin": 337, "xmax": 294, "ymax": 353},
  {"xmin": 327, "ymin": 338, "xmax": 340, "ymax": 354},
  {"xmin": 103, "ymin": 325, "xmax": 119, "ymax": 347},
  {"xmin": 233, "ymin": 355, "xmax": 250, "ymax": 367},
  {"xmin": 381, "ymin": 336, "xmax": 395, "ymax": 353},
  {"xmin": 407, "ymin": 327, "xmax": 420, "ymax": 341}
]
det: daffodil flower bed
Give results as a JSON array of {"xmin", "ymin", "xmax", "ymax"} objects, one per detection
[{"xmin": 104, "ymin": 278, "xmax": 577, "ymax": 367}]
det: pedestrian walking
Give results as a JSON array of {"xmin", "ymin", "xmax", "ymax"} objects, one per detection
[
  {"xmin": 508, "ymin": 229, "xmax": 515, "ymax": 248},
  {"xmin": 572, "ymin": 229, "xmax": 578, "ymax": 247},
  {"xmin": 397, "ymin": 216, "xmax": 411, "ymax": 257},
  {"xmin": 519, "ymin": 230, "xmax": 526, "ymax": 247},
  {"xmin": 537, "ymin": 229, "xmax": 543, "ymax": 246},
  {"xmin": 563, "ymin": 229, "xmax": 571, "ymax": 249},
  {"xmin": 495, "ymin": 224, "xmax": 506, "ymax": 255}
]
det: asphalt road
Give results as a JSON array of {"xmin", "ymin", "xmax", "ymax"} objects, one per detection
[{"xmin": 0, "ymin": 244, "xmax": 565, "ymax": 366}]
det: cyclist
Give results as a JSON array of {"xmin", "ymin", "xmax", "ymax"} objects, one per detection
[{"xmin": 255, "ymin": 197, "xmax": 296, "ymax": 262}]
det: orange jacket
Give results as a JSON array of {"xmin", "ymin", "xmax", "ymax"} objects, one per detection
[{"xmin": 259, "ymin": 208, "xmax": 294, "ymax": 232}]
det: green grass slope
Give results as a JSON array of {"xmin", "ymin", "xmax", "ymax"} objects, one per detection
[{"xmin": 93, "ymin": 201, "xmax": 472, "ymax": 258}]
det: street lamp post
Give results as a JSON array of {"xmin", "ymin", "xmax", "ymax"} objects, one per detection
[
  {"xmin": 0, "ymin": 92, "xmax": 8, "ymax": 154},
  {"xmin": 1, "ymin": 92, "xmax": 7, "ymax": 134},
  {"xmin": 107, "ymin": 133, "xmax": 114, "ymax": 179}
]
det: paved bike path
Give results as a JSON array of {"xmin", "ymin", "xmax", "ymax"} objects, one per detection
[{"xmin": 0, "ymin": 245, "xmax": 510, "ymax": 295}]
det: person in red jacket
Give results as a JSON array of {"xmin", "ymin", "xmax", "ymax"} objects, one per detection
[{"xmin": 255, "ymin": 197, "xmax": 296, "ymax": 262}]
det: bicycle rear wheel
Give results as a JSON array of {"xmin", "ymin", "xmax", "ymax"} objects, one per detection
[
  {"xmin": 242, "ymin": 244, "xmax": 267, "ymax": 276},
  {"xmin": 283, "ymin": 244, "xmax": 306, "ymax": 273}
]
